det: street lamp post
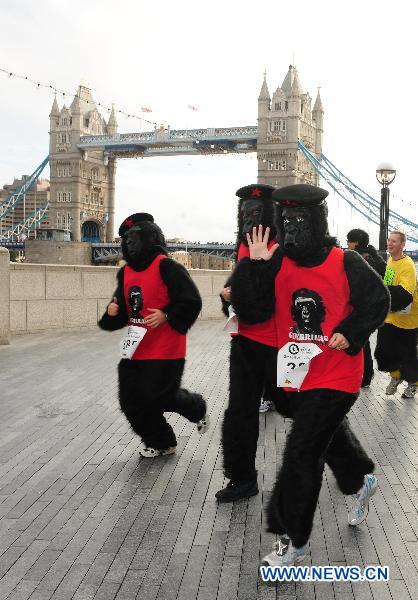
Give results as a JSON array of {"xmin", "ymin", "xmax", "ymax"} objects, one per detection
[{"xmin": 376, "ymin": 162, "xmax": 396, "ymax": 253}]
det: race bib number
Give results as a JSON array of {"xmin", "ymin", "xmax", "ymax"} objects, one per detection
[
  {"xmin": 223, "ymin": 305, "xmax": 239, "ymax": 334},
  {"xmin": 277, "ymin": 342, "xmax": 323, "ymax": 389},
  {"xmin": 120, "ymin": 326, "xmax": 147, "ymax": 359}
]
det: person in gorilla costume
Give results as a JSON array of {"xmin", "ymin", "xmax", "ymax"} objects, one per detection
[
  {"xmin": 230, "ymin": 184, "xmax": 390, "ymax": 567},
  {"xmin": 216, "ymin": 184, "xmax": 282, "ymax": 503},
  {"xmin": 98, "ymin": 213, "xmax": 208, "ymax": 458}
]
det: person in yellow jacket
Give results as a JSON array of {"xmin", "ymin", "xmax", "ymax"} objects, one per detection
[{"xmin": 375, "ymin": 230, "xmax": 418, "ymax": 398}]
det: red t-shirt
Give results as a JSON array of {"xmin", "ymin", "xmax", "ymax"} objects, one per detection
[
  {"xmin": 275, "ymin": 247, "xmax": 363, "ymax": 392},
  {"xmin": 124, "ymin": 256, "xmax": 186, "ymax": 359}
]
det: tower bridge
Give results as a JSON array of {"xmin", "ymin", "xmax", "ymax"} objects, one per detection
[
  {"xmin": 0, "ymin": 65, "xmax": 324, "ymax": 245},
  {"xmin": 91, "ymin": 241, "xmax": 236, "ymax": 264},
  {"xmin": 1, "ymin": 64, "xmax": 417, "ymax": 248},
  {"xmin": 78, "ymin": 126, "xmax": 259, "ymax": 158}
]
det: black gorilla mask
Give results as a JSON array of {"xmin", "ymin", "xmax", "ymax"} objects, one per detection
[
  {"xmin": 241, "ymin": 199, "xmax": 264, "ymax": 236},
  {"xmin": 124, "ymin": 229, "xmax": 144, "ymax": 258},
  {"xmin": 276, "ymin": 204, "xmax": 330, "ymax": 261},
  {"xmin": 281, "ymin": 207, "xmax": 316, "ymax": 259},
  {"xmin": 121, "ymin": 222, "xmax": 167, "ymax": 270},
  {"xmin": 237, "ymin": 199, "xmax": 276, "ymax": 248}
]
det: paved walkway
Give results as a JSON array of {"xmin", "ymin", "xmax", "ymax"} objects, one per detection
[{"xmin": 0, "ymin": 323, "xmax": 417, "ymax": 600}]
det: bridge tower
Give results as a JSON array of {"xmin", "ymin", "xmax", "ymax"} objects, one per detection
[
  {"xmin": 48, "ymin": 85, "xmax": 117, "ymax": 242},
  {"xmin": 257, "ymin": 65, "xmax": 323, "ymax": 188}
]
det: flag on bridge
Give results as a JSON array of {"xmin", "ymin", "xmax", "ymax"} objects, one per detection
[
  {"xmin": 141, "ymin": 106, "xmax": 152, "ymax": 112},
  {"xmin": 187, "ymin": 104, "xmax": 198, "ymax": 111}
]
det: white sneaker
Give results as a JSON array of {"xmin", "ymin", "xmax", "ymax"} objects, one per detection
[
  {"xmin": 196, "ymin": 414, "xmax": 210, "ymax": 434},
  {"xmin": 401, "ymin": 383, "xmax": 417, "ymax": 399},
  {"xmin": 259, "ymin": 399, "xmax": 275, "ymax": 413},
  {"xmin": 140, "ymin": 446, "xmax": 176, "ymax": 458},
  {"xmin": 348, "ymin": 474, "xmax": 378, "ymax": 526},
  {"xmin": 385, "ymin": 377, "xmax": 402, "ymax": 395},
  {"xmin": 261, "ymin": 536, "xmax": 307, "ymax": 567}
]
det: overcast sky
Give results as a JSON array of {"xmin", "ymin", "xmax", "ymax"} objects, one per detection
[{"xmin": 0, "ymin": 0, "xmax": 417, "ymax": 248}]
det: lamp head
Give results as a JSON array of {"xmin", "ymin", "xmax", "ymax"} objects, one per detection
[{"xmin": 376, "ymin": 162, "xmax": 396, "ymax": 186}]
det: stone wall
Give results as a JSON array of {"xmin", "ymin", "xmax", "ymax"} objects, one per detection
[
  {"xmin": 0, "ymin": 248, "xmax": 10, "ymax": 344},
  {"xmin": 0, "ymin": 255, "xmax": 227, "ymax": 339},
  {"xmin": 25, "ymin": 240, "xmax": 92, "ymax": 265}
]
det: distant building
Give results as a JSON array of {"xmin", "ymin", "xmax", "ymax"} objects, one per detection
[
  {"xmin": 0, "ymin": 177, "xmax": 51, "ymax": 237},
  {"xmin": 190, "ymin": 254, "xmax": 233, "ymax": 270},
  {"xmin": 169, "ymin": 250, "xmax": 192, "ymax": 268}
]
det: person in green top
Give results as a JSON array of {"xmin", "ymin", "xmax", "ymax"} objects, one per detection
[{"xmin": 375, "ymin": 230, "xmax": 418, "ymax": 398}]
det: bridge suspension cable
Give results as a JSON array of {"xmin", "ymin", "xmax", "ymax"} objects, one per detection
[
  {"xmin": 0, "ymin": 205, "xmax": 49, "ymax": 242},
  {"xmin": 0, "ymin": 157, "xmax": 49, "ymax": 241},
  {"xmin": 298, "ymin": 142, "xmax": 418, "ymax": 244},
  {"xmin": 0, "ymin": 157, "xmax": 49, "ymax": 219}
]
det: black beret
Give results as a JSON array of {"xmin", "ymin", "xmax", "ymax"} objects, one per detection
[
  {"xmin": 118, "ymin": 213, "xmax": 154, "ymax": 236},
  {"xmin": 236, "ymin": 183, "xmax": 275, "ymax": 201},
  {"xmin": 272, "ymin": 184, "xmax": 328, "ymax": 207}
]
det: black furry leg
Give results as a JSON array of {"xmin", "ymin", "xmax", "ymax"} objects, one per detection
[
  {"xmin": 362, "ymin": 339, "xmax": 374, "ymax": 386},
  {"xmin": 118, "ymin": 359, "xmax": 185, "ymax": 450},
  {"xmin": 375, "ymin": 324, "xmax": 401, "ymax": 372},
  {"xmin": 170, "ymin": 388, "xmax": 206, "ymax": 422},
  {"xmin": 325, "ymin": 417, "xmax": 374, "ymax": 494},
  {"xmin": 268, "ymin": 389, "xmax": 356, "ymax": 548},
  {"xmin": 222, "ymin": 336, "xmax": 275, "ymax": 482}
]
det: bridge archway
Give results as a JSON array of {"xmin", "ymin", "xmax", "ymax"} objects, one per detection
[{"xmin": 81, "ymin": 220, "xmax": 101, "ymax": 243}]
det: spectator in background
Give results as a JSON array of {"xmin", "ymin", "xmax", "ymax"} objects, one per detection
[
  {"xmin": 346, "ymin": 229, "xmax": 386, "ymax": 277},
  {"xmin": 346, "ymin": 229, "xmax": 387, "ymax": 387},
  {"xmin": 374, "ymin": 230, "xmax": 418, "ymax": 399}
]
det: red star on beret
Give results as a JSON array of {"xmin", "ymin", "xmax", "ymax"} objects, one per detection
[
  {"xmin": 283, "ymin": 199, "xmax": 296, "ymax": 206},
  {"xmin": 125, "ymin": 218, "xmax": 134, "ymax": 227},
  {"xmin": 250, "ymin": 187, "xmax": 262, "ymax": 198}
]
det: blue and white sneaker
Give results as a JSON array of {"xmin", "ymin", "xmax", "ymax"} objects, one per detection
[
  {"xmin": 348, "ymin": 474, "xmax": 378, "ymax": 526},
  {"xmin": 261, "ymin": 535, "xmax": 307, "ymax": 567}
]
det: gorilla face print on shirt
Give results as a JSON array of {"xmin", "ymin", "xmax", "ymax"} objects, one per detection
[
  {"xmin": 128, "ymin": 286, "xmax": 146, "ymax": 324},
  {"xmin": 290, "ymin": 288, "xmax": 326, "ymax": 338}
]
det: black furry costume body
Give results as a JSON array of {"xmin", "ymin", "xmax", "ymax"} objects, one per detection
[
  {"xmin": 231, "ymin": 185, "xmax": 390, "ymax": 547},
  {"xmin": 98, "ymin": 214, "xmax": 206, "ymax": 452},
  {"xmin": 217, "ymin": 185, "xmax": 279, "ymax": 500}
]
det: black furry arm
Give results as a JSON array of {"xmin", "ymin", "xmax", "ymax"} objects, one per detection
[
  {"xmin": 333, "ymin": 250, "xmax": 390, "ymax": 355},
  {"xmin": 230, "ymin": 253, "xmax": 282, "ymax": 324},
  {"xmin": 159, "ymin": 258, "xmax": 202, "ymax": 333},
  {"xmin": 220, "ymin": 274, "xmax": 233, "ymax": 317},
  {"xmin": 360, "ymin": 245, "xmax": 387, "ymax": 277},
  {"xmin": 387, "ymin": 286, "xmax": 413, "ymax": 311},
  {"xmin": 98, "ymin": 267, "xmax": 129, "ymax": 331}
]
